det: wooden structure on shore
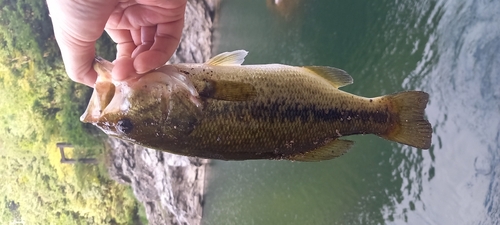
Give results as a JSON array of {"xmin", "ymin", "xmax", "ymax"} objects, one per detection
[{"xmin": 56, "ymin": 142, "xmax": 97, "ymax": 164}]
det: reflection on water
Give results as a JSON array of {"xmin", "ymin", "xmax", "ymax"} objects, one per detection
[
  {"xmin": 204, "ymin": 0, "xmax": 499, "ymax": 224},
  {"xmin": 265, "ymin": 0, "xmax": 303, "ymax": 21}
]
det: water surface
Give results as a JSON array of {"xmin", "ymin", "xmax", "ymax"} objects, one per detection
[{"xmin": 204, "ymin": 0, "xmax": 500, "ymax": 224}]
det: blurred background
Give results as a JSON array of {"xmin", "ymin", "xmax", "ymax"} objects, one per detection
[
  {"xmin": 0, "ymin": 0, "xmax": 142, "ymax": 224},
  {"xmin": 204, "ymin": 0, "xmax": 500, "ymax": 224}
]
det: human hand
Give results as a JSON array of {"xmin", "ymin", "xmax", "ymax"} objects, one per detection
[{"xmin": 47, "ymin": 0, "xmax": 187, "ymax": 86}]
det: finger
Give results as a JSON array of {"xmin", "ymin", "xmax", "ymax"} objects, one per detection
[
  {"xmin": 112, "ymin": 57, "xmax": 138, "ymax": 81},
  {"xmin": 134, "ymin": 51, "xmax": 170, "ymax": 74},
  {"xmin": 106, "ymin": 28, "xmax": 140, "ymax": 81},
  {"xmin": 106, "ymin": 28, "xmax": 135, "ymax": 48},
  {"xmin": 64, "ymin": 52, "xmax": 98, "ymax": 87},
  {"xmin": 130, "ymin": 28, "xmax": 142, "ymax": 46},
  {"xmin": 109, "ymin": 5, "xmax": 185, "ymax": 29},
  {"xmin": 131, "ymin": 26, "xmax": 156, "ymax": 58},
  {"xmin": 112, "ymin": 40, "xmax": 136, "ymax": 80},
  {"xmin": 61, "ymin": 49, "xmax": 98, "ymax": 87},
  {"xmin": 134, "ymin": 20, "xmax": 184, "ymax": 73},
  {"xmin": 46, "ymin": 0, "xmax": 111, "ymax": 86},
  {"xmin": 142, "ymin": 26, "xmax": 156, "ymax": 43},
  {"xmin": 54, "ymin": 27, "xmax": 99, "ymax": 86},
  {"xmin": 106, "ymin": 29, "xmax": 136, "ymax": 58},
  {"xmin": 135, "ymin": 0, "xmax": 187, "ymax": 9},
  {"xmin": 116, "ymin": 41, "xmax": 137, "ymax": 59}
]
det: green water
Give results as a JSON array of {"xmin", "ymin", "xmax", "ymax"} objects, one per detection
[{"xmin": 203, "ymin": 0, "xmax": 500, "ymax": 224}]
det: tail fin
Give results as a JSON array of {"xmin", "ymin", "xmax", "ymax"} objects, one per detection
[{"xmin": 383, "ymin": 91, "xmax": 432, "ymax": 149}]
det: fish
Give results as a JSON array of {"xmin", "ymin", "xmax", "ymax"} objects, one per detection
[{"xmin": 81, "ymin": 50, "xmax": 432, "ymax": 161}]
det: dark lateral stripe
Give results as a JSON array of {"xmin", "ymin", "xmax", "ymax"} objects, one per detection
[{"xmin": 243, "ymin": 101, "xmax": 389, "ymax": 124}]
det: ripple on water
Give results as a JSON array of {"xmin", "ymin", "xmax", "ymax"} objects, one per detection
[{"xmin": 391, "ymin": 0, "xmax": 500, "ymax": 224}]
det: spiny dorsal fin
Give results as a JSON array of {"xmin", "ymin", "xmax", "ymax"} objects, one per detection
[
  {"xmin": 205, "ymin": 50, "xmax": 248, "ymax": 66},
  {"xmin": 303, "ymin": 66, "xmax": 353, "ymax": 88},
  {"xmin": 200, "ymin": 80, "xmax": 257, "ymax": 101},
  {"xmin": 287, "ymin": 139, "xmax": 354, "ymax": 162}
]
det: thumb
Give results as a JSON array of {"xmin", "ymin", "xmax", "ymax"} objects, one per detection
[{"xmin": 54, "ymin": 27, "xmax": 99, "ymax": 86}]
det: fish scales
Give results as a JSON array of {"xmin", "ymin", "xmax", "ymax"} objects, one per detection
[
  {"xmin": 82, "ymin": 50, "xmax": 432, "ymax": 161},
  {"xmin": 175, "ymin": 64, "xmax": 394, "ymax": 158}
]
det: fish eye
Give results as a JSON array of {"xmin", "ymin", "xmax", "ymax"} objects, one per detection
[{"xmin": 116, "ymin": 118, "xmax": 134, "ymax": 134}]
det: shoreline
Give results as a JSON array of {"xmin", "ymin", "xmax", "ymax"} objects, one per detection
[{"xmin": 107, "ymin": 139, "xmax": 209, "ymax": 225}]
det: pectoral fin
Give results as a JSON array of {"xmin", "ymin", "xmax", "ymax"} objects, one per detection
[
  {"xmin": 200, "ymin": 80, "xmax": 257, "ymax": 101},
  {"xmin": 288, "ymin": 139, "xmax": 354, "ymax": 162},
  {"xmin": 303, "ymin": 66, "xmax": 353, "ymax": 88},
  {"xmin": 205, "ymin": 50, "xmax": 248, "ymax": 66}
]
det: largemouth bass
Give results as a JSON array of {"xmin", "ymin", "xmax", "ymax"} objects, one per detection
[{"xmin": 81, "ymin": 50, "xmax": 432, "ymax": 161}]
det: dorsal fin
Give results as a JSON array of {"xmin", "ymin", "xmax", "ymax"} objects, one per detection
[
  {"xmin": 205, "ymin": 50, "xmax": 248, "ymax": 66},
  {"xmin": 303, "ymin": 66, "xmax": 353, "ymax": 88},
  {"xmin": 287, "ymin": 139, "xmax": 354, "ymax": 162}
]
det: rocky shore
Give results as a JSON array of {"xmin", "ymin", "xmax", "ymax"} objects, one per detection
[{"xmin": 107, "ymin": 0, "xmax": 218, "ymax": 224}]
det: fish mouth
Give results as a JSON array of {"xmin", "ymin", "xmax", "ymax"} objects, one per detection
[
  {"xmin": 93, "ymin": 56, "xmax": 116, "ymax": 112},
  {"xmin": 80, "ymin": 57, "xmax": 117, "ymax": 123}
]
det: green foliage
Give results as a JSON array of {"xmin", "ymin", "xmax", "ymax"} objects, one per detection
[
  {"xmin": 137, "ymin": 200, "xmax": 149, "ymax": 225},
  {"xmin": 0, "ymin": 0, "xmax": 59, "ymax": 76},
  {"xmin": 0, "ymin": 0, "xmax": 146, "ymax": 224},
  {"xmin": 0, "ymin": 154, "xmax": 140, "ymax": 225}
]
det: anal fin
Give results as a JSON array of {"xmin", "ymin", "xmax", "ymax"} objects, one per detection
[{"xmin": 288, "ymin": 139, "xmax": 354, "ymax": 162}]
